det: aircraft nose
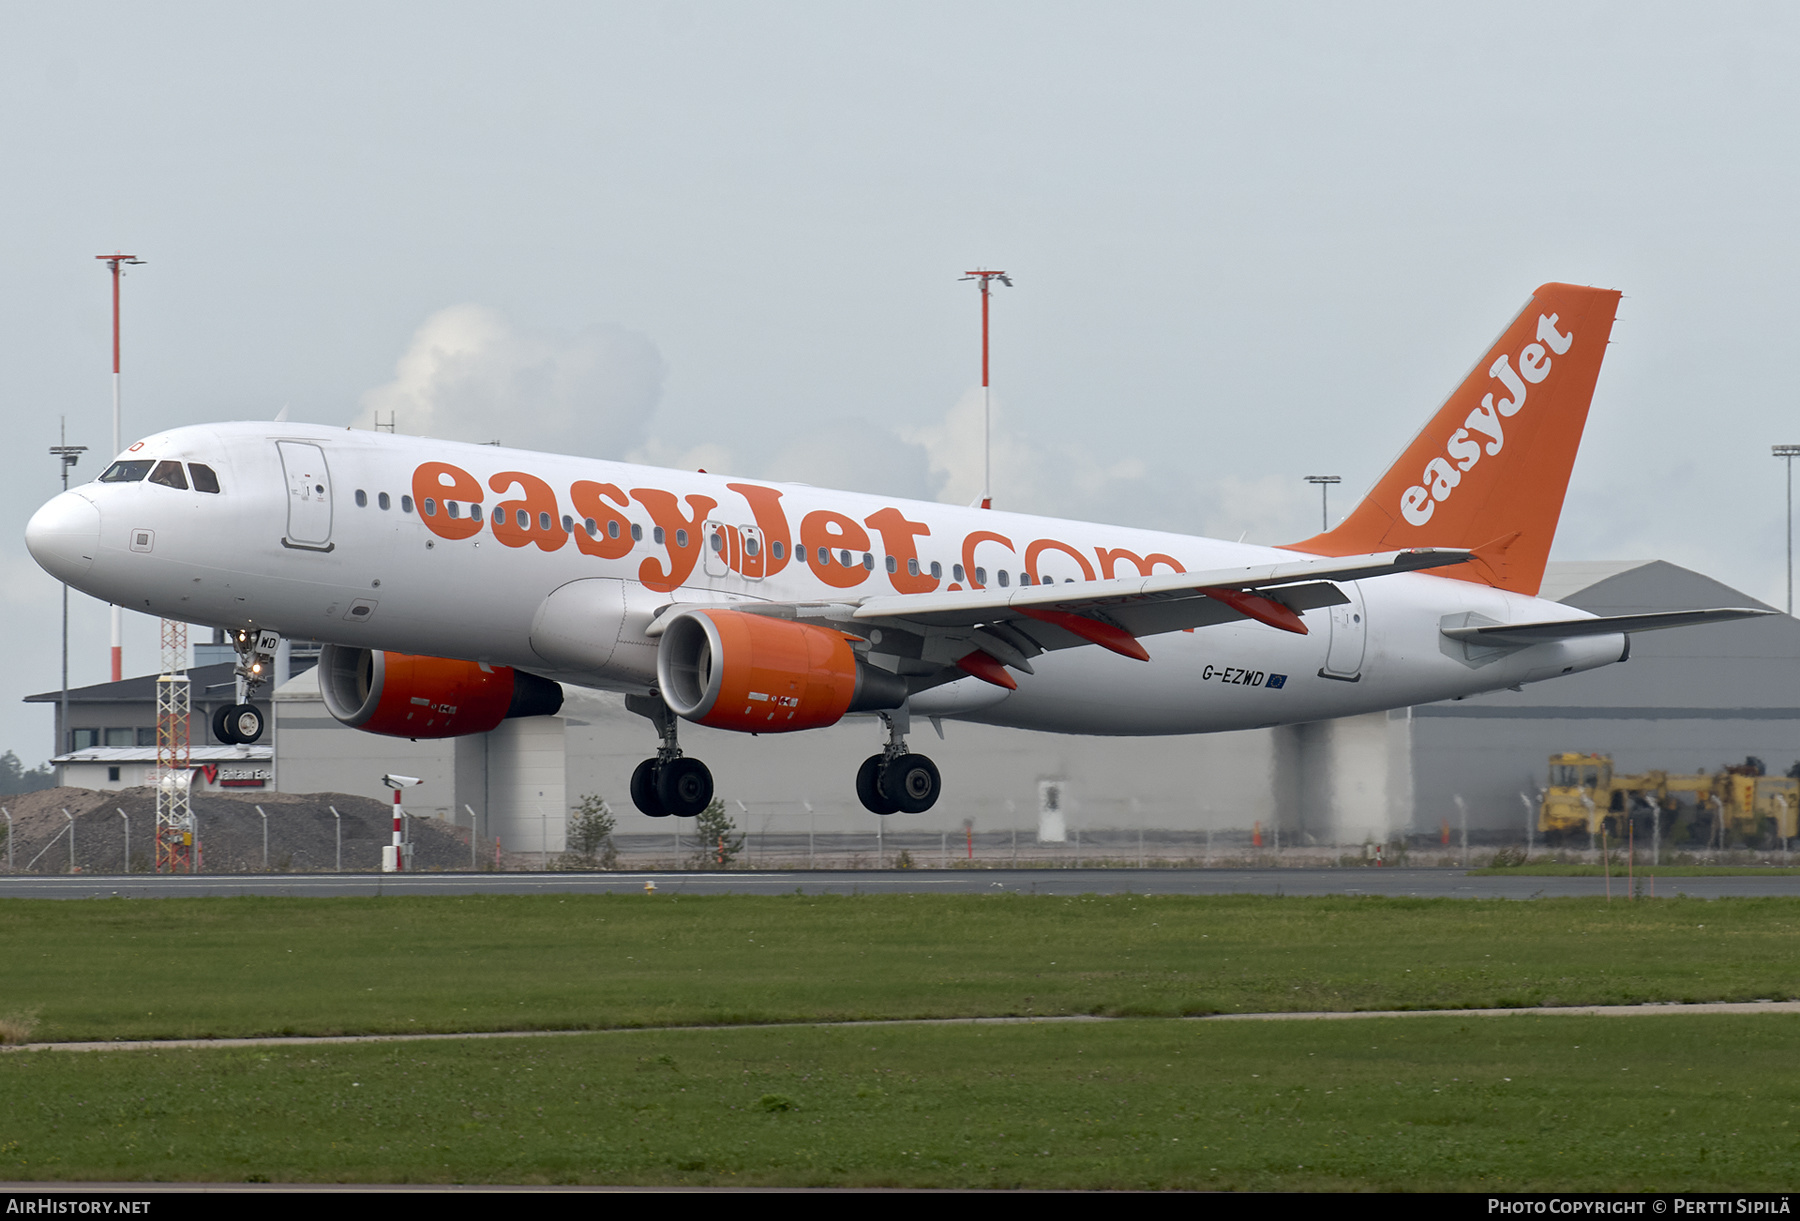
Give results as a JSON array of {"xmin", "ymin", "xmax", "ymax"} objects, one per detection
[{"xmin": 25, "ymin": 491, "xmax": 101, "ymax": 583}]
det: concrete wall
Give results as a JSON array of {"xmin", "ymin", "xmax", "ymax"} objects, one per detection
[
  {"xmin": 272, "ymin": 670, "xmax": 457, "ymax": 818},
  {"xmin": 1272, "ymin": 709, "xmax": 1412, "ymax": 846},
  {"xmin": 485, "ymin": 716, "xmax": 568, "ymax": 856}
]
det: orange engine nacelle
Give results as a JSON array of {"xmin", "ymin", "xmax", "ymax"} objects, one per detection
[
  {"xmin": 655, "ymin": 608, "xmax": 906, "ymax": 733},
  {"xmin": 318, "ymin": 644, "xmax": 564, "ymax": 739}
]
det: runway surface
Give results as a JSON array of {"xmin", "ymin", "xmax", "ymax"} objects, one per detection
[{"xmin": 0, "ymin": 867, "xmax": 1795, "ymax": 900}]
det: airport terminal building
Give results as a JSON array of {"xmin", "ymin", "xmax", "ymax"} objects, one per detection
[{"xmin": 31, "ymin": 559, "xmax": 1796, "ymax": 852}]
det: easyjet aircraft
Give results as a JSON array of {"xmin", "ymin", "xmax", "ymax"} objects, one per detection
[{"xmin": 25, "ymin": 282, "xmax": 1766, "ymax": 818}]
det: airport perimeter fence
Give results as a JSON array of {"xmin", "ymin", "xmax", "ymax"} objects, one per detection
[{"xmin": 5, "ymin": 794, "xmax": 1797, "ymax": 874}]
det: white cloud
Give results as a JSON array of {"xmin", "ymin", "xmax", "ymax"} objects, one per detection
[
  {"xmin": 762, "ymin": 418, "xmax": 937, "ymax": 501},
  {"xmin": 624, "ymin": 436, "xmax": 739, "ymax": 480},
  {"xmin": 352, "ymin": 305, "xmax": 665, "ymax": 458},
  {"xmin": 353, "ymin": 310, "xmax": 1330, "ymax": 548},
  {"xmin": 903, "ymin": 387, "xmax": 1321, "ymax": 544}
]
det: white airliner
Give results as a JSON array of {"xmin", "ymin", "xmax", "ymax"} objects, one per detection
[{"xmin": 25, "ymin": 282, "xmax": 1767, "ymax": 818}]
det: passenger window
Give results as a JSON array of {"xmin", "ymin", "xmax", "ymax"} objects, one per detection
[
  {"xmin": 745, "ymin": 535, "xmax": 760, "ymax": 556},
  {"xmin": 976, "ymin": 567, "xmax": 987, "ymax": 586},
  {"xmin": 653, "ymin": 527, "xmax": 665, "ymax": 545},
  {"xmin": 930, "ymin": 561, "xmax": 942, "ymax": 579},
  {"xmin": 771, "ymin": 540, "xmax": 785, "ymax": 560},
  {"xmin": 585, "ymin": 518, "xmax": 598, "ymax": 536},
  {"xmin": 953, "ymin": 564, "xmax": 965, "ymax": 583},
  {"xmin": 447, "ymin": 501, "xmax": 461, "ymax": 519},
  {"xmin": 423, "ymin": 498, "xmax": 437, "ymax": 516},
  {"xmin": 604, "ymin": 519, "xmax": 617, "ymax": 539},
  {"xmin": 99, "ymin": 460, "xmax": 153, "ymax": 482},
  {"xmin": 148, "ymin": 460, "xmax": 188, "ymax": 490},
  {"xmin": 905, "ymin": 558, "xmax": 917, "ymax": 576},
  {"xmin": 710, "ymin": 531, "xmax": 725, "ymax": 553},
  {"xmin": 470, "ymin": 503, "xmax": 483, "ymax": 522},
  {"xmin": 539, "ymin": 512, "xmax": 552, "ymax": 532},
  {"xmin": 1019, "ymin": 573, "xmax": 1032, "ymax": 586},
  {"xmin": 838, "ymin": 549, "xmax": 852, "ymax": 567},
  {"xmin": 189, "ymin": 464, "xmax": 221, "ymax": 493},
  {"xmin": 378, "ymin": 492, "xmax": 391, "ymax": 510},
  {"xmin": 355, "ymin": 489, "xmax": 368, "ymax": 508},
  {"xmin": 863, "ymin": 553, "xmax": 874, "ymax": 570},
  {"xmin": 561, "ymin": 515, "xmax": 574, "ymax": 534},
  {"xmin": 401, "ymin": 495, "xmax": 414, "ymax": 514},
  {"xmin": 676, "ymin": 529, "xmax": 689, "ymax": 548},
  {"xmin": 998, "ymin": 571, "xmax": 1010, "ymax": 587}
]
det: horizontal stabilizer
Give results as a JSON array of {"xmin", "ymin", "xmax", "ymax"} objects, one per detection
[{"xmin": 1441, "ymin": 608, "xmax": 1774, "ymax": 645}]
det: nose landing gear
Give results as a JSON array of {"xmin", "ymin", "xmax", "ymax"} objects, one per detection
[
  {"xmin": 626, "ymin": 694, "xmax": 714, "ymax": 819},
  {"xmin": 856, "ymin": 708, "xmax": 941, "ymax": 815},
  {"xmin": 211, "ymin": 702, "xmax": 266, "ymax": 745},
  {"xmin": 213, "ymin": 627, "xmax": 279, "ymax": 744}
]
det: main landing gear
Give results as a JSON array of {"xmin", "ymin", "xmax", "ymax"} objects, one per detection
[
  {"xmin": 855, "ymin": 708, "xmax": 942, "ymax": 816},
  {"xmin": 626, "ymin": 694, "xmax": 715, "ymax": 819}
]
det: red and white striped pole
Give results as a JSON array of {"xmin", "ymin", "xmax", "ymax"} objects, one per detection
[
  {"xmin": 959, "ymin": 269, "xmax": 1011, "ymax": 511},
  {"xmin": 95, "ymin": 253, "xmax": 143, "ymax": 682}
]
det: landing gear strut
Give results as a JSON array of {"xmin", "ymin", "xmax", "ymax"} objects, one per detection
[
  {"xmin": 215, "ymin": 628, "xmax": 278, "ymax": 744},
  {"xmin": 856, "ymin": 708, "xmax": 941, "ymax": 815},
  {"xmin": 627, "ymin": 694, "xmax": 714, "ymax": 819}
]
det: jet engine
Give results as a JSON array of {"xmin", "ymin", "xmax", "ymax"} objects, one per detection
[
  {"xmin": 655, "ymin": 608, "xmax": 906, "ymax": 733},
  {"xmin": 317, "ymin": 644, "xmax": 564, "ymax": 739}
]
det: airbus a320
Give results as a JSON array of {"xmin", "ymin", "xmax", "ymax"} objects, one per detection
[{"xmin": 25, "ymin": 282, "xmax": 1765, "ymax": 818}]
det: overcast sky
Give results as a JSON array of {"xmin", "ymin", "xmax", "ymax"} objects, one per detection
[{"xmin": 5, "ymin": 3, "xmax": 1799, "ymax": 761}]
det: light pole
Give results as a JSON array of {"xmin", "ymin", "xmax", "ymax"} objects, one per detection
[
  {"xmin": 1774, "ymin": 445, "xmax": 1800, "ymax": 615},
  {"xmin": 1304, "ymin": 475, "xmax": 1342, "ymax": 532},
  {"xmin": 50, "ymin": 419, "xmax": 86, "ymax": 769},
  {"xmin": 960, "ymin": 269, "xmax": 1012, "ymax": 510},
  {"xmin": 96, "ymin": 253, "xmax": 144, "ymax": 682}
]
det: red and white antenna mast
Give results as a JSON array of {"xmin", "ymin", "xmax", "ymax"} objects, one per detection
[
  {"xmin": 960, "ymin": 268, "xmax": 1012, "ymax": 510},
  {"xmin": 96, "ymin": 252, "xmax": 145, "ymax": 682}
]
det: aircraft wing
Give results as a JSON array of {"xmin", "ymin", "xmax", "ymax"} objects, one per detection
[
  {"xmin": 850, "ymin": 546, "xmax": 1468, "ymax": 633},
  {"xmin": 1440, "ymin": 607, "xmax": 1774, "ymax": 645},
  {"xmin": 666, "ymin": 547, "xmax": 1472, "ymax": 682}
]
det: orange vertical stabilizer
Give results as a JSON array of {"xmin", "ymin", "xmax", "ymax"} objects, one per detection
[{"xmin": 1286, "ymin": 283, "xmax": 1622, "ymax": 595}]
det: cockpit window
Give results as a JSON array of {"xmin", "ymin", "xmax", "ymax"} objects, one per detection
[
  {"xmin": 99, "ymin": 460, "xmax": 153, "ymax": 483},
  {"xmin": 148, "ymin": 461, "xmax": 189, "ymax": 490},
  {"xmin": 189, "ymin": 464, "xmax": 221, "ymax": 494}
]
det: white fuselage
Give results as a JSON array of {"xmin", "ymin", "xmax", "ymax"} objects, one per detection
[{"xmin": 25, "ymin": 422, "xmax": 1625, "ymax": 736}]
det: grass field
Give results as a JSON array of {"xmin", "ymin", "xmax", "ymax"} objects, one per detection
[
  {"xmin": 4, "ymin": 893, "xmax": 1799, "ymax": 1189},
  {"xmin": 4, "ymin": 1016, "xmax": 1796, "ymax": 1189},
  {"xmin": 4, "ymin": 893, "xmax": 1800, "ymax": 1042}
]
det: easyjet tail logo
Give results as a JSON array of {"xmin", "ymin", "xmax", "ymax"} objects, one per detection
[{"xmin": 1399, "ymin": 313, "xmax": 1574, "ymax": 527}]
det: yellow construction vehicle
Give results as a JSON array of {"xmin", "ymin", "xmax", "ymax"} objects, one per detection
[{"xmin": 1539, "ymin": 752, "xmax": 1799, "ymax": 845}]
